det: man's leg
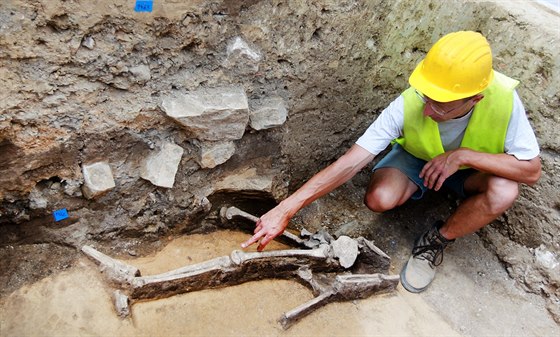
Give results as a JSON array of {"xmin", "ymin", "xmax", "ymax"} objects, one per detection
[
  {"xmin": 440, "ymin": 173, "xmax": 519, "ymax": 240},
  {"xmin": 401, "ymin": 172, "xmax": 520, "ymax": 293},
  {"xmin": 364, "ymin": 168, "xmax": 419, "ymax": 212}
]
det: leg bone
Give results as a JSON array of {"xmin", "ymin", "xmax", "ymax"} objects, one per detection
[{"xmin": 82, "ymin": 245, "xmax": 140, "ymax": 286}]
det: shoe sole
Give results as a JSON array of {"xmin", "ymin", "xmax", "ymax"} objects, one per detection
[{"xmin": 399, "ymin": 260, "xmax": 430, "ymax": 293}]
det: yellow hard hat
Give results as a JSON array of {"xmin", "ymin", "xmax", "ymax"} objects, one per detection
[{"xmin": 409, "ymin": 31, "xmax": 494, "ymax": 102}]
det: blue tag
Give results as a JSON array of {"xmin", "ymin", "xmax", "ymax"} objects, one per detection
[
  {"xmin": 53, "ymin": 208, "xmax": 69, "ymax": 222},
  {"xmin": 134, "ymin": 0, "xmax": 153, "ymax": 12}
]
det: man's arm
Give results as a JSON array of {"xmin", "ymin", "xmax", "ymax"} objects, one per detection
[
  {"xmin": 241, "ymin": 144, "xmax": 375, "ymax": 251},
  {"xmin": 420, "ymin": 148, "xmax": 542, "ymax": 191}
]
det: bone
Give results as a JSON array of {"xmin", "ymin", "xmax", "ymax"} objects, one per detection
[
  {"xmin": 331, "ymin": 236, "xmax": 359, "ymax": 268},
  {"xmin": 113, "ymin": 290, "xmax": 130, "ymax": 318},
  {"xmin": 280, "ymin": 273, "xmax": 400, "ymax": 329},
  {"xmin": 220, "ymin": 206, "xmax": 306, "ymax": 246},
  {"xmin": 295, "ymin": 266, "xmax": 335, "ymax": 295},
  {"xmin": 83, "ymin": 219, "xmax": 397, "ymax": 329},
  {"xmin": 279, "ymin": 290, "xmax": 335, "ymax": 329},
  {"xmin": 138, "ymin": 256, "xmax": 233, "ymax": 280},
  {"xmin": 230, "ymin": 247, "xmax": 328, "ymax": 265},
  {"xmin": 81, "ymin": 245, "xmax": 140, "ymax": 285},
  {"xmin": 130, "ymin": 247, "xmax": 339, "ymax": 301},
  {"xmin": 351, "ymin": 237, "xmax": 391, "ymax": 273},
  {"xmin": 332, "ymin": 274, "xmax": 400, "ymax": 299},
  {"xmin": 130, "ymin": 256, "xmax": 233, "ymax": 300}
]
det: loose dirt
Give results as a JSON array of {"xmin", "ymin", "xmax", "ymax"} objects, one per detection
[{"xmin": 1, "ymin": 229, "xmax": 558, "ymax": 337}]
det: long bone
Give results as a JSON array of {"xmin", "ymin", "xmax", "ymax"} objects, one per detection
[
  {"xmin": 129, "ymin": 246, "xmax": 341, "ymax": 301},
  {"xmin": 81, "ymin": 245, "xmax": 140, "ymax": 286},
  {"xmin": 279, "ymin": 273, "xmax": 400, "ymax": 329},
  {"xmin": 219, "ymin": 206, "xmax": 306, "ymax": 247}
]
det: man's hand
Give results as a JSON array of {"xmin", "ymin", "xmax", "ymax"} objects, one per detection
[
  {"xmin": 240, "ymin": 145, "xmax": 374, "ymax": 251},
  {"xmin": 240, "ymin": 206, "xmax": 290, "ymax": 251},
  {"xmin": 420, "ymin": 149, "xmax": 466, "ymax": 191}
]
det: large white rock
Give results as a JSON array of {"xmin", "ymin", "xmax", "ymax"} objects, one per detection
[
  {"xmin": 249, "ymin": 97, "xmax": 287, "ymax": 130},
  {"xmin": 197, "ymin": 141, "xmax": 236, "ymax": 169},
  {"xmin": 161, "ymin": 87, "xmax": 249, "ymax": 141},
  {"xmin": 82, "ymin": 162, "xmax": 116, "ymax": 199},
  {"xmin": 141, "ymin": 142, "xmax": 184, "ymax": 188}
]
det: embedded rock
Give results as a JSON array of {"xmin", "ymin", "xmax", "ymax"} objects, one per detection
[
  {"xmin": 249, "ymin": 97, "xmax": 288, "ymax": 130},
  {"xmin": 161, "ymin": 87, "xmax": 249, "ymax": 141},
  {"xmin": 140, "ymin": 142, "xmax": 184, "ymax": 188},
  {"xmin": 81, "ymin": 162, "xmax": 116, "ymax": 199},
  {"xmin": 197, "ymin": 141, "xmax": 236, "ymax": 169}
]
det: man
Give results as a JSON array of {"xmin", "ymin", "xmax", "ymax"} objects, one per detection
[{"xmin": 241, "ymin": 31, "xmax": 541, "ymax": 293}]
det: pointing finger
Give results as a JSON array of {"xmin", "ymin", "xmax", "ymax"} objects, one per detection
[
  {"xmin": 241, "ymin": 230, "xmax": 264, "ymax": 249},
  {"xmin": 257, "ymin": 235, "xmax": 273, "ymax": 252}
]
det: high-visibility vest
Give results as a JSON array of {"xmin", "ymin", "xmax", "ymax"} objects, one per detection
[{"xmin": 394, "ymin": 71, "xmax": 519, "ymax": 163}]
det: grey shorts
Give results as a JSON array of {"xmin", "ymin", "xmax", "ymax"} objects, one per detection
[{"xmin": 373, "ymin": 144, "xmax": 476, "ymax": 200}]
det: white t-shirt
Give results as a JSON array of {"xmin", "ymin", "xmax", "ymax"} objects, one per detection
[{"xmin": 355, "ymin": 90, "xmax": 540, "ymax": 160}]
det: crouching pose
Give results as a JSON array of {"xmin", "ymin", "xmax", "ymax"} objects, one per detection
[{"xmin": 241, "ymin": 31, "xmax": 541, "ymax": 293}]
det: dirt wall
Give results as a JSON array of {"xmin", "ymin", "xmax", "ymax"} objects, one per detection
[{"xmin": 0, "ymin": 0, "xmax": 558, "ymax": 320}]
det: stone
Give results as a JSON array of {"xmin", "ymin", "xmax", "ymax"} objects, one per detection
[
  {"xmin": 197, "ymin": 141, "xmax": 236, "ymax": 169},
  {"xmin": 214, "ymin": 167, "xmax": 273, "ymax": 192},
  {"xmin": 141, "ymin": 142, "xmax": 184, "ymax": 188},
  {"xmin": 161, "ymin": 87, "xmax": 249, "ymax": 141},
  {"xmin": 28, "ymin": 187, "xmax": 47, "ymax": 209},
  {"xmin": 227, "ymin": 36, "xmax": 262, "ymax": 62},
  {"xmin": 81, "ymin": 162, "xmax": 116, "ymax": 199},
  {"xmin": 81, "ymin": 36, "xmax": 95, "ymax": 49},
  {"xmin": 535, "ymin": 245, "xmax": 559, "ymax": 270},
  {"xmin": 249, "ymin": 97, "xmax": 288, "ymax": 130},
  {"xmin": 224, "ymin": 36, "xmax": 262, "ymax": 74},
  {"xmin": 129, "ymin": 65, "xmax": 151, "ymax": 82}
]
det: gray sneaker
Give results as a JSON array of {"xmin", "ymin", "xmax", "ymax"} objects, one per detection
[{"xmin": 400, "ymin": 221, "xmax": 454, "ymax": 293}]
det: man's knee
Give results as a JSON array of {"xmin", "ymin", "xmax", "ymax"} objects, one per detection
[
  {"xmin": 364, "ymin": 188, "xmax": 400, "ymax": 212},
  {"xmin": 485, "ymin": 176, "xmax": 519, "ymax": 214}
]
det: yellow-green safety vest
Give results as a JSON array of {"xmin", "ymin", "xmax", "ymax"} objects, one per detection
[{"xmin": 394, "ymin": 71, "xmax": 519, "ymax": 163}]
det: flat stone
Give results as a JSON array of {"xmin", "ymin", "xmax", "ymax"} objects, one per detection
[
  {"xmin": 249, "ymin": 97, "xmax": 287, "ymax": 130},
  {"xmin": 213, "ymin": 167, "xmax": 273, "ymax": 192},
  {"xmin": 141, "ymin": 142, "xmax": 184, "ymax": 188},
  {"xmin": 161, "ymin": 87, "xmax": 249, "ymax": 141},
  {"xmin": 197, "ymin": 141, "xmax": 236, "ymax": 169},
  {"xmin": 82, "ymin": 161, "xmax": 116, "ymax": 199}
]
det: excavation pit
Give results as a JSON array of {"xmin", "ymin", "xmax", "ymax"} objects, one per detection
[
  {"xmin": 81, "ymin": 206, "xmax": 398, "ymax": 329},
  {"xmin": 1, "ymin": 0, "xmax": 559, "ymax": 335}
]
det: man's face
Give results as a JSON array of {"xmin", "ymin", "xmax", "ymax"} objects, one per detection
[{"xmin": 416, "ymin": 90, "xmax": 482, "ymax": 122}]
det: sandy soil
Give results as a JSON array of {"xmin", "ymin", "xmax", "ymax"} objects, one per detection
[{"xmin": 1, "ymin": 229, "xmax": 558, "ymax": 337}]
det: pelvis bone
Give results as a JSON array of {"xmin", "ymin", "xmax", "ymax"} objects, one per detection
[{"xmin": 82, "ymin": 206, "xmax": 399, "ymax": 328}]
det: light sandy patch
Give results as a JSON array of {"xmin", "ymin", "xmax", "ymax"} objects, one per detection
[{"xmin": 0, "ymin": 230, "xmax": 459, "ymax": 337}]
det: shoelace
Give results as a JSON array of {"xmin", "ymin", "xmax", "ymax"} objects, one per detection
[{"xmin": 412, "ymin": 242, "xmax": 445, "ymax": 266}]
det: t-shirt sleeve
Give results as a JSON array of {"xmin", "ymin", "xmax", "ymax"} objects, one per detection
[
  {"xmin": 355, "ymin": 95, "xmax": 404, "ymax": 155},
  {"xmin": 504, "ymin": 91, "xmax": 540, "ymax": 160}
]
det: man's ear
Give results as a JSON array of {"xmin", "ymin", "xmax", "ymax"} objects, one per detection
[{"xmin": 473, "ymin": 94, "xmax": 484, "ymax": 103}]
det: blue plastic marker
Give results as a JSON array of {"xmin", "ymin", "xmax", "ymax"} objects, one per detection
[
  {"xmin": 53, "ymin": 208, "xmax": 69, "ymax": 222},
  {"xmin": 135, "ymin": 0, "xmax": 153, "ymax": 12}
]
